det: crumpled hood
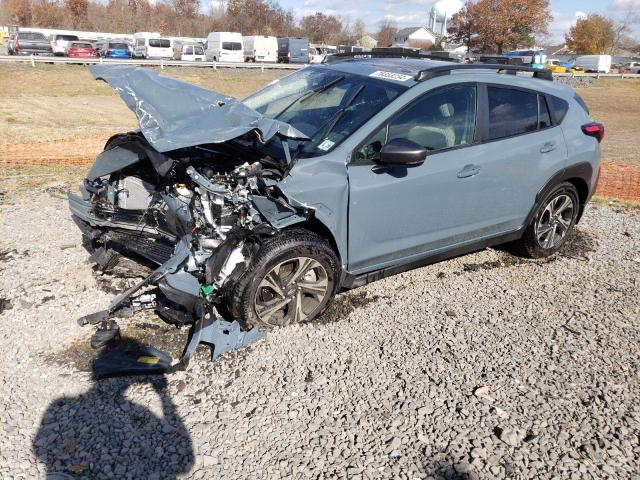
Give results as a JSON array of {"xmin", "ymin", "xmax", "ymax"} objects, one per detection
[{"xmin": 90, "ymin": 65, "xmax": 308, "ymax": 153}]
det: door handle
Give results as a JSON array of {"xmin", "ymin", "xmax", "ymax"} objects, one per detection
[
  {"xmin": 457, "ymin": 164, "xmax": 481, "ymax": 178},
  {"xmin": 540, "ymin": 142, "xmax": 556, "ymax": 153}
]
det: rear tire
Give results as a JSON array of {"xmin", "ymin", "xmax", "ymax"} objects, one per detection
[
  {"xmin": 514, "ymin": 182, "xmax": 579, "ymax": 258},
  {"xmin": 225, "ymin": 229, "xmax": 340, "ymax": 329}
]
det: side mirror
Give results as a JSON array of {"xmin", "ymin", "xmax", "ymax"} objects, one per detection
[{"xmin": 378, "ymin": 138, "xmax": 427, "ymax": 168}]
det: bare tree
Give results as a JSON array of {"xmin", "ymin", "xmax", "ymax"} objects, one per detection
[
  {"xmin": 376, "ymin": 19, "xmax": 397, "ymax": 48},
  {"xmin": 5, "ymin": 0, "xmax": 32, "ymax": 25},
  {"xmin": 354, "ymin": 19, "xmax": 366, "ymax": 39},
  {"xmin": 300, "ymin": 12, "xmax": 342, "ymax": 43},
  {"xmin": 610, "ymin": 3, "xmax": 640, "ymax": 55}
]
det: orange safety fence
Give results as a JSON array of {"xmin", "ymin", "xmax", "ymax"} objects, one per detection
[
  {"xmin": 0, "ymin": 136, "xmax": 108, "ymax": 167},
  {"xmin": 596, "ymin": 161, "xmax": 640, "ymax": 202},
  {"xmin": 1, "ymin": 139, "xmax": 639, "ymax": 201}
]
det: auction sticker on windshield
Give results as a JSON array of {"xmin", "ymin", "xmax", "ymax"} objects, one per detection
[
  {"xmin": 369, "ymin": 71, "xmax": 413, "ymax": 82},
  {"xmin": 317, "ymin": 139, "xmax": 335, "ymax": 151}
]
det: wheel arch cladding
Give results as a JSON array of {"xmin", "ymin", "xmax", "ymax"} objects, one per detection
[
  {"xmin": 281, "ymin": 217, "xmax": 342, "ymax": 267},
  {"xmin": 566, "ymin": 176, "xmax": 590, "ymax": 218},
  {"xmin": 533, "ymin": 162, "xmax": 594, "ymax": 225}
]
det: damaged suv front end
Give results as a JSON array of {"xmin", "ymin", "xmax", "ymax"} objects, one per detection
[{"xmin": 70, "ymin": 65, "xmax": 407, "ymax": 359}]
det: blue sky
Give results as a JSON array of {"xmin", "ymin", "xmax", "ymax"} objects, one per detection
[{"xmin": 270, "ymin": 0, "xmax": 639, "ymax": 43}]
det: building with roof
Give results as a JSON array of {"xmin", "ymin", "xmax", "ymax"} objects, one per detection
[
  {"xmin": 358, "ymin": 35, "xmax": 378, "ymax": 50},
  {"xmin": 392, "ymin": 27, "xmax": 437, "ymax": 49}
]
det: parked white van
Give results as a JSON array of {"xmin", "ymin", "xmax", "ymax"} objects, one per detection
[
  {"xmin": 243, "ymin": 35, "xmax": 278, "ymax": 62},
  {"xmin": 173, "ymin": 42, "xmax": 206, "ymax": 61},
  {"xmin": 205, "ymin": 32, "xmax": 243, "ymax": 63},
  {"xmin": 133, "ymin": 32, "xmax": 173, "ymax": 59},
  {"xmin": 574, "ymin": 55, "xmax": 612, "ymax": 73}
]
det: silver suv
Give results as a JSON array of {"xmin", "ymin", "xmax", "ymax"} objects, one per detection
[{"xmin": 70, "ymin": 57, "xmax": 603, "ymax": 333}]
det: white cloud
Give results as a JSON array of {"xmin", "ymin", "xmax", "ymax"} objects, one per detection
[
  {"xmin": 610, "ymin": 0, "xmax": 640, "ymax": 9},
  {"xmin": 547, "ymin": 10, "xmax": 588, "ymax": 44}
]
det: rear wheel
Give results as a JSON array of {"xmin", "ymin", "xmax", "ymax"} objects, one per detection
[
  {"xmin": 226, "ymin": 229, "xmax": 340, "ymax": 329},
  {"xmin": 514, "ymin": 182, "xmax": 579, "ymax": 258}
]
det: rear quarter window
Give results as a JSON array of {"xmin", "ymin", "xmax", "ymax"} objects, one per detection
[
  {"xmin": 549, "ymin": 96, "xmax": 570, "ymax": 123},
  {"xmin": 18, "ymin": 32, "xmax": 45, "ymax": 40},
  {"xmin": 573, "ymin": 94, "xmax": 589, "ymax": 115}
]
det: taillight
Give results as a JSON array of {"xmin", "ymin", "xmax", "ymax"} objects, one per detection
[
  {"xmin": 582, "ymin": 122, "xmax": 605, "ymax": 143},
  {"xmin": 15, "ymin": 40, "xmax": 20, "ymax": 51}
]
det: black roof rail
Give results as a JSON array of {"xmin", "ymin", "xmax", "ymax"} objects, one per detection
[
  {"xmin": 416, "ymin": 63, "xmax": 553, "ymax": 81},
  {"xmin": 323, "ymin": 51, "xmax": 459, "ymax": 64}
]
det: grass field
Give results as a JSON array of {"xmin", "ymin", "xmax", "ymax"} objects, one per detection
[
  {"xmin": 0, "ymin": 64, "xmax": 286, "ymax": 146},
  {"xmin": 577, "ymin": 79, "xmax": 640, "ymax": 165}
]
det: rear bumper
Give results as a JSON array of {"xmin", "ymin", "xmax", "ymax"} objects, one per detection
[{"xmin": 16, "ymin": 51, "xmax": 53, "ymax": 56}]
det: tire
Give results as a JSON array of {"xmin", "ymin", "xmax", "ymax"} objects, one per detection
[
  {"xmin": 514, "ymin": 182, "xmax": 579, "ymax": 258},
  {"xmin": 225, "ymin": 229, "xmax": 340, "ymax": 329}
]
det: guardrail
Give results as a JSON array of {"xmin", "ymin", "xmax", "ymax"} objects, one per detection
[
  {"xmin": 0, "ymin": 54, "xmax": 303, "ymax": 70},
  {"xmin": 1, "ymin": 55, "xmax": 639, "ymax": 78},
  {"xmin": 554, "ymin": 72, "xmax": 640, "ymax": 79}
]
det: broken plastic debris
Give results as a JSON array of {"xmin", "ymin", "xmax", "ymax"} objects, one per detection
[{"xmin": 200, "ymin": 284, "xmax": 215, "ymax": 296}]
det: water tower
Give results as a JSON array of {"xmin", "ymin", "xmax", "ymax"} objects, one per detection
[{"xmin": 428, "ymin": 0, "xmax": 464, "ymax": 36}]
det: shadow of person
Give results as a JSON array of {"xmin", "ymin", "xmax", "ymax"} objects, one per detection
[{"xmin": 33, "ymin": 342, "xmax": 194, "ymax": 479}]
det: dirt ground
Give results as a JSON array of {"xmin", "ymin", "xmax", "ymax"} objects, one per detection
[
  {"xmin": 0, "ymin": 189, "xmax": 638, "ymax": 479},
  {"xmin": 0, "ymin": 64, "xmax": 287, "ymax": 167}
]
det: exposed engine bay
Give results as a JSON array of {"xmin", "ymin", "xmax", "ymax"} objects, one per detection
[
  {"xmin": 70, "ymin": 131, "xmax": 310, "ymax": 364},
  {"xmin": 68, "ymin": 65, "xmax": 317, "ymax": 370}
]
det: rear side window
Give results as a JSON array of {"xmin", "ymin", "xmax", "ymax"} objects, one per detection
[
  {"xmin": 18, "ymin": 32, "xmax": 45, "ymax": 40},
  {"xmin": 549, "ymin": 96, "xmax": 570, "ymax": 123},
  {"xmin": 222, "ymin": 42, "xmax": 242, "ymax": 50},
  {"xmin": 149, "ymin": 39, "xmax": 171, "ymax": 48},
  {"xmin": 487, "ymin": 87, "xmax": 538, "ymax": 140}
]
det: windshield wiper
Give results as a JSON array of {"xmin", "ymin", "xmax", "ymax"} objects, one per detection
[
  {"xmin": 313, "ymin": 84, "xmax": 365, "ymax": 140},
  {"xmin": 273, "ymin": 75, "xmax": 346, "ymax": 120}
]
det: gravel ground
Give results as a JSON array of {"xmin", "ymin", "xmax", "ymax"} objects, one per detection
[{"xmin": 0, "ymin": 190, "xmax": 639, "ymax": 479}]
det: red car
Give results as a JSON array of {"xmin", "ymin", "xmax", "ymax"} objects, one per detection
[{"xmin": 67, "ymin": 42, "xmax": 98, "ymax": 58}]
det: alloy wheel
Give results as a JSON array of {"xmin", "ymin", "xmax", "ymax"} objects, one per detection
[
  {"xmin": 535, "ymin": 194, "xmax": 574, "ymax": 249},
  {"xmin": 253, "ymin": 257, "xmax": 329, "ymax": 325}
]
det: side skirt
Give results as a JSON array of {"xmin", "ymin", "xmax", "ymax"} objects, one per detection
[{"xmin": 340, "ymin": 228, "xmax": 524, "ymax": 290}]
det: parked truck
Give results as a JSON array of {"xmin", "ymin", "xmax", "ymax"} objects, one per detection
[
  {"xmin": 12, "ymin": 31, "xmax": 52, "ymax": 56},
  {"xmin": 574, "ymin": 55, "xmax": 612, "ymax": 73}
]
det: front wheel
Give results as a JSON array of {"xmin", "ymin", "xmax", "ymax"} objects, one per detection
[
  {"xmin": 515, "ymin": 182, "xmax": 579, "ymax": 258},
  {"xmin": 225, "ymin": 229, "xmax": 340, "ymax": 329}
]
